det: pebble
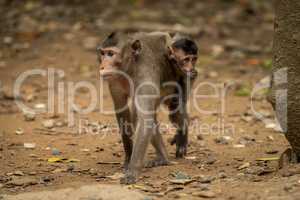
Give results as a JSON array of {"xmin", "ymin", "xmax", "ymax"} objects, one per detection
[
  {"xmin": 214, "ymin": 136, "xmax": 231, "ymax": 145},
  {"xmin": 238, "ymin": 162, "xmax": 250, "ymax": 170},
  {"xmin": 13, "ymin": 170, "xmax": 24, "ymax": 176},
  {"xmin": 192, "ymin": 191, "xmax": 216, "ymax": 198},
  {"xmin": 80, "ymin": 148, "xmax": 90, "ymax": 152},
  {"xmin": 34, "ymin": 103, "xmax": 46, "ymax": 111},
  {"xmin": 199, "ymin": 175, "xmax": 215, "ymax": 184},
  {"xmin": 233, "ymin": 144, "xmax": 245, "ymax": 148},
  {"xmin": 42, "ymin": 119, "xmax": 55, "ymax": 129},
  {"xmin": 267, "ymin": 135, "xmax": 274, "ymax": 141},
  {"xmin": 265, "ymin": 149, "xmax": 279, "ymax": 154},
  {"xmin": 52, "ymin": 148, "xmax": 60, "ymax": 155},
  {"xmin": 196, "ymin": 134, "xmax": 204, "ymax": 140},
  {"xmin": 206, "ymin": 156, "xmax": 217, "ymax": 165},
  {"xmin": 218, "ymin": 172, "xmax": 227, "ymax": 179},
  {"xmin": 55, "ymin": 121, "xmax": 65, "ymax": 127},
  {"xmin": 23, "ymin": 110, "xmax": 36, "ymax": 121},
  {"xmin": 24, "ymin": 143, "xmax": 36, "ymax": 149},
  {"xmin": 15, "ymin": 128, "xmax": 24, "ymax": 135},
  {"xmin": 7, "ymin": 177, "xmax": 38, "ymax": 186},
  {"xmin": 238, "ymin": 135, "xmax": 256, "ymax": 146}
]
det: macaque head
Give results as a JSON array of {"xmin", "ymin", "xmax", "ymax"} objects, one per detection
[
  {"xmin": 97, "ymin": 32, "xmax": 126, "ymax": 80},
  {"xmin": 168, "ymin": 36, "xmax": 198, "ymax": 79}
]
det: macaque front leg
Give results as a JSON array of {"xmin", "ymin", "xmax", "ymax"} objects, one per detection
[
  {"xmin": 109, "ymin": 85, "xmax": 133, "ymax": 170},
  {"xmin": 121, "ymin": 93, "xmax": 158, "ymax": 184}
]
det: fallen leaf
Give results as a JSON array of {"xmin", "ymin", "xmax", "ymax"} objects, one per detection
[
  {"xmin": 47, "ymin": 157, "xmax": 63, "ymax": 163},
  {"xmin": 97, "ymin": 161, "xmax": 121, "ymax": 165},
  {"xmin": 256, "ymin": 157, "xmax": 279, "ymax": 161}
]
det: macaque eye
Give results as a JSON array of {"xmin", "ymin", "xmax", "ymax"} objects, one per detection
[
  {"xmin": 100, "ymin": 50, "xmax": 105, "ymax": 56},
  {"xmin": 107, "ymin": 51, "xmax": 114, "ymax": 57},
  {"xmin": 192, "ymin": 57, "xmax": 198, "ymax": 63},
  {"xmin": 183, "ymin": 58, "xmax": 190, "ymax": 64}
]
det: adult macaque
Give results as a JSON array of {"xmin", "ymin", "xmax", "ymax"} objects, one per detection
[{"xmin": 97, "ymin": 32, "xmax": 198, "ymax": 184}]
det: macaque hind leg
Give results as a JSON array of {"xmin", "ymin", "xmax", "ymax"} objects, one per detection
[
  {"xmin": 121, "ymin": 92, "xmax": 158, "ymax": 184},
  {"xmin": 169, "ymin": 98, "xmax": 189, "ymax": 158},
  {"xmin": 146, "ymin": 123, "xmax": 169, "ymax": 168},
  {"xmin": 278, "ymin": 148, "xmax": 300, "ymax": 169}
]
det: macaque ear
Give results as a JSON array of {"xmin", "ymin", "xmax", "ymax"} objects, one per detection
[
  {"xmin": 131, "ymin": 40, "xmax": 142, "ymax": 55},
  {"xmin": 107, "ymin": 32, "xmax": 116, "ymax": 39},
  {"xmin": 167, "ymin": 46, "xmax": 175, "ymax": 59},
  {"xmin": 96, "ymin": 45, "xmax": 102, "ymax": 52}
]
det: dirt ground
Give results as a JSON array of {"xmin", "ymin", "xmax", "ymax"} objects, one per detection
[{"xmin": 1, "ymin": 1, "xmax": 300, "ymax": 199}]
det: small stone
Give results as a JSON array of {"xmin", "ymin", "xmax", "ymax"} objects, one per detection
[
  {"xmin": 34, "ymin": 103, "xmax": 46, "ymax": 110},
  {"xmin": 42, "ymin": 119, "xmax": 55, "ymax": 129},
  {"xmin": 206, "ymin": 156, "xmax": 217, "ymax": 165},
  {"xmin": 265, "ymin": 149, "xmax": 279, "ymax": 154},
  {"xmin": 28, "ymin": 171, "xmax": 37, "ymax": 175},
  {"xmin": 198, "ymin": 183, "xmax": 210, "ymax": 191},
  {"xmin": 238, "ymin": 162, "xmax": 250, "ymax": 170},
  {"xmin": 7, "ymin": 177, "xmax": 38, "ymax": 186},
  {"xmin": 199, "ymin": 175, "xmax": 215, "ymax": 184},
  {"xmin": 197, "ymin": 134, "xmax": 204, "ymax": 140},
  {"xmin": 265, "ymin": 122, "xmax": 276, "ymax": 129},
  {"xmin": 23, "ymin": 110, "xmax": 36, "ymax": 121},
  {"xmin": 52, "ymin": 148, "xmax": 60, "ymax": 155},
  {"xmin": 15, "ymin": 128, "xmax": 24, "ymax": 135},
  {"xmin": 238, "ymin": 135, "xmax": 256, "ymax": 146},
  {"xmin": 55, "ymin": 121, "xmax": 65, "ymax": 127},
  {"xmin": 192, "ymin": 191, "xmax": 216, "ymax": 198},
  {"xmin": 214, "ymin": 136, "xmax": 231, "ymax": 145},
  {"xmin": 284, "ymin": 183, "xmax": 295, "ymax": 192},
  {"xmin": 218, "ymin": 172, "xmax": 227, "ymax": 179},
  {"xmin": 233, "ymin": 144, "xmax": 245, "ymax": 148},
  {"xmin": 24, "ymin": 143, "xmax": 36, "ymax": 149},
  {"xmin": 171, "ymin": 193, "xmax": 189, "ymax": 199},
  {"xmin": 267, "ymin": 135, "xmax": 274, "ymax": 141},
  {"xmin": 13, "ymin": 170, "xmax": 24, "ymax": 176}
]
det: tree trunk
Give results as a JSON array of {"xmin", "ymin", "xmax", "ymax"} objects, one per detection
[{"xmin": 270, "ymin": 0, "xmax": 300, "ymax": 157}]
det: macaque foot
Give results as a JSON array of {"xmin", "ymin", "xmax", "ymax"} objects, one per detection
[
  {"xmin": 120, "ymin": 173, "xmax": 137, "ymax": 185},
  {"xmin": 145, "ymin": 158, "xmax": 170, "ymax": 168},
  {"xmin": 123, "ymin": 162, "xmax": 129, "ymax": 172},
  {"xmin": 278, "ymin": 148, "xmax": 300, "ymax": 169},
  {"xmin": 170, "ymin": 135, "xmax": 188, "ymax": 158},
  {"xmin": 176, "ymin": 146, "xmax": 187, "ymax": 158}
]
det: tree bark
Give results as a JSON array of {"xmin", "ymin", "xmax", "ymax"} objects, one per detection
[{"xmin": 270, "ymin": 0, "xmax": 300, "ymax": 157}]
